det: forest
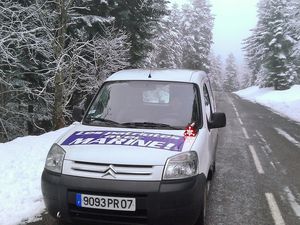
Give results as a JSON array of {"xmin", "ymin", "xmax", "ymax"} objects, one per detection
[{"xmin": 0, "ymin": 0, "xmax": 299, "ymax": 141}]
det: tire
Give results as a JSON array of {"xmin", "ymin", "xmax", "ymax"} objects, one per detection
[
  {"xmin": 43, "ymin": 213, "xmax": 59, "ymax": 225},
  {"xmin": 43, "ymin": 213, "xmax": 70, "ymax": 225},
  {"xmin": 194, "ymin": 181, "xmax": 208, "ymax": 225}
]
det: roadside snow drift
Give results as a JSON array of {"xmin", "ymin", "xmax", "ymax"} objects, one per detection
[
  {"xmin": 0, "ymin": 126, "xmax": 71, "ymax": 225},
  {"xmin": 234, "ymin": 85, "xmax": 300, "ymax": 123}
]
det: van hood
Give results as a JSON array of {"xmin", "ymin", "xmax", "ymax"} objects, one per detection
[{"xmin": 58, "ymin": 124, "xmax": 197, "ymax": 166}]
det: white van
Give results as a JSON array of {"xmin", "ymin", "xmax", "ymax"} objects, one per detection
[{"xmin": 42, "ymin": 69, "xmax": 226, "ymax": 225}]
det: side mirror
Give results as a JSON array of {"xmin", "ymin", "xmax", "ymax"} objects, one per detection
[
  {"xmin": 208, "ymin": 112, "xmax": 226, "ymax": 129},
  {"xmin": 72, "ymin": 106, "xmax": 84, "ymax": 122}
]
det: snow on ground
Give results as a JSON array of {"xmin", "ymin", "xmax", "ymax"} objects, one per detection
[
  {"xmin": 234, "ymin": 85, "xmax": 300, "ymax": 123},
  {"xmin": 0, "ymin": 126, "xmax": 72, "ymax": 225},
  {"xmin": 1, "ymin": 86, "xmax": 299, "ymax": 225}
]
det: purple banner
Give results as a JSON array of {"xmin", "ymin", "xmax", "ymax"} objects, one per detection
[{"xmin": 61, "ymin": 130, "xmax": 184, "ymax": 151}]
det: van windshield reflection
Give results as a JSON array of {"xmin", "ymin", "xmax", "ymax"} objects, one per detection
[{"xmin": 84, "ymin": 81, "xmax": 200, "ymax": 129}]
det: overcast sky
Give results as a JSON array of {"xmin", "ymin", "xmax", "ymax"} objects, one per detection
[{"xmin": 171, "ymin": 0, "xmax": 259, "ymax": 64}]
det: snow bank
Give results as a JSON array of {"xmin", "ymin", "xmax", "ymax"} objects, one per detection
[
  {"xmin": 234, "ymin": 85, "xmax": 300, "ymax": 123},
  {"xmin": 0, "ymin": 126, "xmax": 71, "ymax": 225}
]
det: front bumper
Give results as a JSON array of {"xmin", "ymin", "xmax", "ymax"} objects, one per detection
[{"xmin": 41, "ymin": 170, "xmax": 206, "ymax": 225}]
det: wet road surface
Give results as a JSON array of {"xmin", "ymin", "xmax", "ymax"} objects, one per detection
[
  {"xmin": 25, "ymin": 92, "xmax": 300, "ymax": 225},
  {"xmin": 206, "ymin": 92, "xmax": 300, "ymax": 225}
]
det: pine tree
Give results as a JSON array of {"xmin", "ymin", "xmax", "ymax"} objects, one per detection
[
  {"xmin": 147, "ymin": 4, "xmax": 183, "ymax": 68},
  {"xmin": 243, "ymin": 26, "xmax": 266, "ymax": 85},
  {"xmin": 286, "ymin": 0, "xmax": 300, "ymax": 84},
  {"xmin": 263, "ymin": 0, "xmax": 295, "ymax": 89},
  {"xmin": 180, "ymin": 0, "xmax": 214, "ymax": 71},
  {"xmin": 208, "ymin": 53, "xmax": 223, "ymax": 91},
  {"xmin": 240, "ymin": 64, "xmax": 253, "ymax": 88},
  {"xmin": 223, "ymin": 54, "xmax": 239, "ymax": 92},
  {"xmin": 67, "ymin": 0, "xmax": 114, "ymax": 40},
  {"xmin": 110, "ymin": 0, "xmax": 169, "ymax": 67},
  {"xmin": 244, "ymin": 0, "xmax": 297, "ymax": 90}
]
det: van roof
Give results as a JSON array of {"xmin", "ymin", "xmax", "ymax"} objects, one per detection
[{"xmin": 106, "ymin": 69, "xmax": 207, "ymax": 83}]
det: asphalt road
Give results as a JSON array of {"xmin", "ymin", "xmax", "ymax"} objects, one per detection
[
  {"xmin": 25, "ymin": 92, "xmax": 300, "ymax": 225},
  {"xmin": 206, "ymin": 92, "xmax": 300, "ymax": 225}
]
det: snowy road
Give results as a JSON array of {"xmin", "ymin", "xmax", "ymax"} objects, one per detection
[
  {"xmin": 206, "ymin": 92, "xmax": 300, "ymax": 225},
  {"xmin": 25, "ymin": 92, "xmax": 300, "ymax": 225}
]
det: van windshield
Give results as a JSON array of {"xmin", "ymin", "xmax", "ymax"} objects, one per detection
[{"xmin": 83, "ymin": 81, "xmax": 201, "ymax": 129}]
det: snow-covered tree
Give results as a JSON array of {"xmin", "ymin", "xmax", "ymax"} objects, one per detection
[
  {"xmin": 147, "ymin": 4, "xmax": 183, "ymax": 68},
  {"xmin": 0, "ymin": 0, "xmax": 130, "ymax": 140},
  {"xmin": 243, "ymin": 26, "xmax": 265, "ymax": 85},
  {"xmin": 286, "ymin": 0, "xmax": 300, "ymax": 84},
  {"xmin": 238, "ymin": 64, "xmax": 254, "ymax": 88},
  {"xmin": 110, "ymin": 0, "xmax": 169, "ymax": 67},
  {"xmin": 146, "ymin": 0, "xmax": 214, "ymax": 70},
  {"xmin": 47, "ymin": 0, "xmax": 131, "ymax": 129},
  {"xmin": 208, "ymin": 53, "xmax": 223, "ymax": 91},
  {"xmin": 243, "ymin": 0, "xmax": 297, "ymax": 89},
  {"xmin": 262, "ymin": 0, "xmax": 296, "ymax": 89},
  {"xmin": 223, "ymin": 53, "xmax": 239, "ymax": 92},
  {"xmin": 0, "ymin": 0, "xmax": 55, "ymax": 140},
  {"xmin": 181, "ymin": 0, "xmax": 214, "ymax": 71}
]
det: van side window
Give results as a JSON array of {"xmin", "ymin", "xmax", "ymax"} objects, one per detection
[
  {"xmin": 192, "ymin": 86, "xmax": 201, "ymax": 125},
  {"xmin": 207, "ymin": 79, "xmax": 216, "ymax": 111},
  {"xmin": 203, "ymin": 84, "xmax": 212, "ymax": 120}
]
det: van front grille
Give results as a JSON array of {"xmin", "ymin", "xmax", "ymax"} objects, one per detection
[
  {"xmin": 63, "ymin": 160, "xmax": 163, "ymax": 180},
  {"xmin": 72, "ymin": 161, "xmax": 153, "ymax": 175}
]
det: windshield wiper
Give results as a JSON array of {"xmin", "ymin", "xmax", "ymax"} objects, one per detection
[
  {"xmin": 121, "ymin": 122, "xmax": 181, "ymax": 130},
  {"xmin": 85, "ymin": 117, "xmax": 121, "ymax": 126}
]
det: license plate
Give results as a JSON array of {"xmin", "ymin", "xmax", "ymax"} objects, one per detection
[{"xmin": 76, "ymin": 193, "xmax": 136, "ymax": 211}]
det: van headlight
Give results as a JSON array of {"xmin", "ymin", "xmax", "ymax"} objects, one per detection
[
  {"xmin": 45, "ymin": 144, "xmax": 65, "ymax": 174},
  {"xmin": 163, "ymin": 152, "xmax": 198, "ymax": 180}
]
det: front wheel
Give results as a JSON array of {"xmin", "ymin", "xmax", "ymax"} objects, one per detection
[
  {"xmin": 194, "ymin": 181, "xmax": 208, "ymax": 225},
  {"xmin": 43, "ymin": 213, "xmax": 60, "ymax": 225},
  {"xmin": 43, "ymin": 213, "xmax": 70, "ymax": 225}
]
